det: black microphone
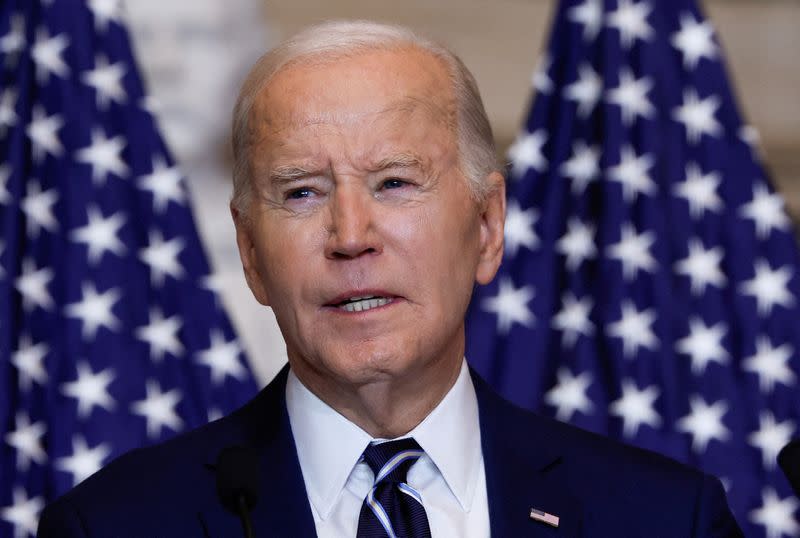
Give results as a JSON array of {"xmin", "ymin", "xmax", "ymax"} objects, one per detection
[
  {"xmin": 216, "ymin": 445, "xmax": 260, "ymax": 538},
  {"xmin": 778, "ymin": 439, "xmax": 800, "ymax": 498}
]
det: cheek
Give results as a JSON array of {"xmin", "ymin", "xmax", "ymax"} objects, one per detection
[
  {"xmin": 253, "ymin": 218, "xmax": 321, "ymax": 303},
  {"xmin": 395, "ymin": 203, "xmax": 482, "ymax": 306}
]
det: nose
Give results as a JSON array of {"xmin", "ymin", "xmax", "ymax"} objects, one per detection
[{"xmin": 324, "ymin": 183, "xmax": 380, "ymax": 260}]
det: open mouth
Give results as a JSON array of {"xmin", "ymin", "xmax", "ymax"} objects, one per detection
[{"xmin": 334, "ymin": 295, "xmax": 392, "ymax": 313}]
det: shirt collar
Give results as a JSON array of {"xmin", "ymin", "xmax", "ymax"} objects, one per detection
[
  {"xmin": 286, "ymin": 359, "xmax": 481, "ymax": 519},
  {"xmin": 406, "ymin": 360, "xmax": 481, "ymax": 512},
  {"xmin": 286, "ymin": 369, "xmax": 372, "ymax": 520}
]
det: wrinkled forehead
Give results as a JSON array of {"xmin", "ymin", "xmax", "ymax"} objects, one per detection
[{"xmin": 249, "ymin": 47, "xmax": 458, "ymax": 143}]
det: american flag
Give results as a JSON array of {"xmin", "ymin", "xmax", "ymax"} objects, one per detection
[
  {"xmin": 0, "ymin": 1, "xmax": 258, "ymax": 536},
  {"xmin": 466, "ymin": 0, "xmax": 800, "ymax": 536}
]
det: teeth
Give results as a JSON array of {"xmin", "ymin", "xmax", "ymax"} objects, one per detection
[{"xmin": 341, "ymin": 297, "xmax": 390, "ymax": 312}]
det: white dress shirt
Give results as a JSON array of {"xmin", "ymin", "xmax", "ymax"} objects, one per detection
[{"xmin": 286, "ymin": 360, "xmax": 490, "ymax": 537}]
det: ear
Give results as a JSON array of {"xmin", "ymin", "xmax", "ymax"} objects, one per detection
[
  {"xmin": 230, "ymin": 203, "xmax": 271, "ymax": 306},
  {"xmin": 475, "ymin": 171, "xmax": 506, "ymax": 285}
]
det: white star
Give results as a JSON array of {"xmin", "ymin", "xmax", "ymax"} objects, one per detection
[
  {"xmin": 31, "ymin": 27, "xmax": 69, "ymax": 82},
  {"xmin": 70, "ymin": 206, "xmax": 126, "ymax": 264},
  {"xmin": 26, "ymin": 106, "xmax": 64, "ymax": 161},
  {"xmin": 750, "ymin": 488, "xmax": 799, "ymax": 538},
  {"xmin": 607, "ymin": 0, "xmax": 653, "ymax": 48},
  {"xmin": 544, "ymin": 368, "xmax": 593, "ymax": 422},
  {"xmin": 20, "ymin": 179, "xmax": 58, "ymax": 237},
  {"xmin": 675, "ymin": 317, "xmax": 729, "ymax": 375},
  {"xmin": 740, "ymin": 124, "xmax": 762, "ymax": 152},
  {"xmin": 11, "ymin": 335, "xmax": 48, "ymax": 391},
  {"xmin": 200, "ymin": 272, "xmax": 225, "ymax": 307},
  {"xmin": 610, "ymin": 380, "xmax": 661, "ymax": 437},
  {"xmin": 673, "ymin": 163, "xmax": 723, "ymax": 218},
  {"xmin": 552, "ymin": 292, "xmax": 594, "ymax": 347},
  {"xmin": 140, "ymin": 95, "xmax": 163, "ymax": 117},
  {"xmin": 56, "ymin": 436, "xmax": 112, "ymax": 487},
  {"xmin": 0, "ymin": 487, "xmax": 44, "ymax": 538},
  {"xmin": 88, "ymin": 0, "xmax": 124, "ymax": 32},
  {"xmin": 569, "ymin": 0, "xmax": 603, "ymax": 41},
  {"xmin": 556, "ymin": 217, "xmax": 597, "ymax": 270},
  {"xmin": 743, "ymin": 336, "xmax": 796, "ymax": 393},
  {"xmin": 608, "ymin": 224, "xmax": 657, "ymax": 280},
  {"xmin": 131, "ymin": 380, "xmax": 183, "ymax": 439},
  {"xmin": 565, "ymin": 63, "xmax": 602, "ymax": 118},
  {"xmin": 560, "ymin": 141, "xmax": 600, "ymax": 194},
  {"xmin": 0, "ymin": 88, "xmax": 18, "ymax": 136},
  {"xmin": 740, "ymin": 260, "xmax": 795, "ymax": 317},
  {"xmin": 0, "ymin": 14, "xmax": 26, "ymax": 65},
  {"xmin": 61, "ymin": 361, "xmax": 116, "ymax": 418},
  {"xmin": 749, "ymin": 412, "xmax": 795, "ymax": 470},
  {"xmin": 197, "ymin": 330, "xmax": 247, "ymax": 385},
  {"xmin": 671, "ymin": 12, "xmax": 717, "ymax": 70},
  {"xmin": 138, "ymin": 156, "xmax": 185, "ymax": 213},
  {"xmin": 0, "ymin": 165, "xmax": 10, "ymax": 205},
  {"xmin": 507, "ymin": 130, "xmax": 548, "ymax": 178},
  {"xmin": 201, "ymin": 272, "xmax": 225, "ymax": 295},
  {"xmin": 673, "ymin": 89, "xmax": 722, "ymax": 144},
  {"xmin": 482, "ymin": 277, "xmax": 535, "ymax": 334},
  {"xmin": 675, "ymin": 239, "xmax": 726, "ymax": 295},
  {"xmin": 81, "ymin": 55, "xmax": 127, "ymax": 109},
  {"xmin": 677, "ymin": 395, "xmax": 730, "ymax": 453},
  {"xmin": 607, "ymin": 146, "xmax": 656, "ymax": 202},
  {"xmin": 65, "ymin": 282, "xmax": 122, "ymax": 340},
  {"xmin": 4, "ymin": 413, "xmax": 47, "ymax": 471},
  {"xmin": 606, "ymin": 69, "xmax": 654, "ymax": 125},
  {"xmin": 739, "ymin": 183, "xmax": 790, "ymax": 239},
  {"xmin": 15, "ymin": 259, "xmax": 54, "ymax": 312},
  {"xmin": 75, "ymin": 128, "xmax": 129, "ymax": 184},
  {"xmin": 139, "ymin": 230, "xmax": 186, "ymax": 286},
  {"xmin": 504, "ymin": 201, "xmax": 539, "ymax": 257},
  {"xmin": 135, "ymin": 308, "xmax": 184, "ymax": 361},
  {"xmin": 532, "ymin": 54, "xmax": 553, "ymax": 94},
  {"xmin": 607, "ymin": 301, "xmax": 659, "ymax": 358}
]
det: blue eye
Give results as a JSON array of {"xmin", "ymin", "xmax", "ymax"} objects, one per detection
[
  {"xmin": 287, "ymin": 188, "xmax": 313, "ymax": 199},
  {"xmin": 382, "ymin": 178, "xmax": 407, "ymax": 190}
]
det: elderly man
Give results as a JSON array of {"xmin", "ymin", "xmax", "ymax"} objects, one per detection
[{"xmin": 38, "ymin": 20, "xmax": 743, "ymax": 537}]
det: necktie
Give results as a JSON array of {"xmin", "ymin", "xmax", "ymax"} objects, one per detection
[{"xmin": 356, "ymin": 438, "xmax": 433, "ymax": 538}]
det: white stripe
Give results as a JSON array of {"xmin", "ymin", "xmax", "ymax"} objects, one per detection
[
  {"xmin": 367, "ymin": 487, "xmax": 397, "ymax": 538},
  {"xmin": 397, "ymin": 482, "xmax": 423, "ymax": 505},
  {"xmin": 376, "ymin": 449, "xmax": 424, "ymax": 483}
]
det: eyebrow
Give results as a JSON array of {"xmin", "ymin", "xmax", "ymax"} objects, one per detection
[
  {"xmin": 370, "ymin": 153, "xmax": 426, "ymax": 173},
  {"xmin": 268, "ymin": 165, "xmax": 316, "ymax": 185}
]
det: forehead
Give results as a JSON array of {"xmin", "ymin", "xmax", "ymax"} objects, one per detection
[{"xmin": 249, "ymin": 47, "xmax": 457, "ymax": 155}]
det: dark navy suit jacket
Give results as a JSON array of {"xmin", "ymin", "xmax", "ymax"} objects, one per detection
[{"xmin": 38, "ymin": 366, "xmax": 743, "ymax": 537}]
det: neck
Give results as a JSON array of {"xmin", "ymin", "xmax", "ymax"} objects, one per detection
[{"xmin": 291, "ymin": 354, "xmax": 463, "ymax": 439}]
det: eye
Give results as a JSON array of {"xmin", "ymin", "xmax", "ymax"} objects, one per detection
[
  {"xmin": 381, "ymin": 178, "xmax": 408, "ymax": 190},
  {"xmin": 286, "ymin": 187, "xmax": 314, "ymax": 200}
]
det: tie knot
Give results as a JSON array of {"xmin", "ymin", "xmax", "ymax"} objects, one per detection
[{"xmin": 361, "ymin": 438, "xmax": 424, "ymax": 485}]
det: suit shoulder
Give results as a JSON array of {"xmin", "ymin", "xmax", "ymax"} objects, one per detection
[{"xmin": 482, "ymin": 383, "xmax": 712, "ymax": 488}]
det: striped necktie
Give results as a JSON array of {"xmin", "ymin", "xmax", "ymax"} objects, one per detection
[{"xmin": 356, "ymin": 438, "xmax": 433, "ymax": 538}]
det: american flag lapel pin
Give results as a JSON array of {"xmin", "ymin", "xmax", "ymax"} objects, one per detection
[{"xmin": 530, "ymin": 507, "xmax": 560, "ymax": 528}]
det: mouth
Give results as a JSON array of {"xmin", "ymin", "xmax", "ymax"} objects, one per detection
[{"xmin": 326, "ymin": 293, "xmax": 397, "ymax": 313}]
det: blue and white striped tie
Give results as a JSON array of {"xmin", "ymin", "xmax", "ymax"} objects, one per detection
[{"xmin": 356, "ymin": 438, "xmax": 432, "ymax": 538}]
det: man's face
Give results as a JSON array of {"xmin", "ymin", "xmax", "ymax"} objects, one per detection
[{"xmin": 234, "ymin": 47, "xmax": 504, "ymax": 391}]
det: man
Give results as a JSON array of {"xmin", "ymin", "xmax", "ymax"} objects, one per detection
[{"xmin": 38, "ymin": 20, "xmax": 743, "ymax": 537}]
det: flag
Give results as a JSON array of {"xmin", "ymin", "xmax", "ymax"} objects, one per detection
[
  {"xmin": 466, "ymin": 0, "xmax": 800, "ymax": 536},
  {"xmin": 0, "ymin": 1, "xmax": 259, "ymax": 536}
]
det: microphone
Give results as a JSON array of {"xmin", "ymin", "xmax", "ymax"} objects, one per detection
[
  {"xmin": 778, "ymin": 439, "xmax": 800, "ymax": 498},
  {"xmin": 216, "ymin": 445, "xmax": 260, "ymax": 538}
]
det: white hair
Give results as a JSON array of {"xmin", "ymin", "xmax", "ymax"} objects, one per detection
[{"xmin": 230, "ymin": 19, "xmax": 501, "ymax": 213}]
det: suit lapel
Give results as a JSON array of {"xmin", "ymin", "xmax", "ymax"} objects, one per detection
[
  {"xmin": 472, "ymin": 370, "xmax": 582, "ymax": 536},
  {"xmin": 200, "ymin": 366, "xmax": 318, "ymax": 538}
]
